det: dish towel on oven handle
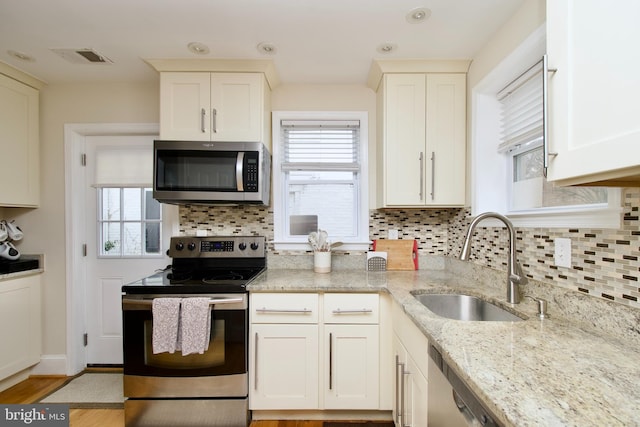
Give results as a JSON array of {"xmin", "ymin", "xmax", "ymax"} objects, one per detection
[
  {"xmin": 151, "ymin": 297, "xmax": 182, "ymax": 354},
  {"xmin": 180, "ymin": 297, "xmax": 212, "ymax": 355}
]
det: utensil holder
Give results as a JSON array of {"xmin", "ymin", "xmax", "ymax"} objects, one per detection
[{"xmin": 314, "ymin": 251, "xmax": 331, "ymax": 273}]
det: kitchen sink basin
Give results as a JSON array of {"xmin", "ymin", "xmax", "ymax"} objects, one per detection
[{"xmin": 413, "ymin": 293, "xmax": 523, "ymax": 322}]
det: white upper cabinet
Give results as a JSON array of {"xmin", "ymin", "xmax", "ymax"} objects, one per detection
[
  {"xmin": 546, "ymin": 0, "xmax": 640, "ymax": 186},
  {"xmin": 160, "ymin": 72, "xmax": 269, "ymax": 143},
  {"xmin": 377, "ymin": 73, "xmax": 466, "ymax": 207},
  {"xmin": 0, "ymin": 73, "xmax": 40, "ymax": 207}
]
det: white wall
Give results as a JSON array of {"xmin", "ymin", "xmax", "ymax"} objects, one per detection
[
  {"xmin": 7, "ymin": 82, "xmax": 159, "ymax": 361},
  {"xmin": 465, "ymin": 0, "xmax": 546, "ymax": 206}
]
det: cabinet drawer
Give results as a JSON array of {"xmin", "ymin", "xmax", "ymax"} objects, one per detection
[
  {"xmin": 323, "ymin": 293, "xmax": 379, "ymax": 324},
  {"xmin": 251, "ymin": 293, "xmax": 319, "ymax": 324}
]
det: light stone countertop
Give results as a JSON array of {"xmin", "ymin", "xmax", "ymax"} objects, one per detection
[{"xmin": 248, "ymin": 261, "xmax": 640, "ymax": 427}]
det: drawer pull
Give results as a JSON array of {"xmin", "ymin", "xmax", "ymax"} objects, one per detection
[
  {"xmin": 332, "ymin": 308, "xmax": 373, "ymax": 314},
  {"xmin": 255, "ymin": 307, "xmax": 312, "ymax": 314}
]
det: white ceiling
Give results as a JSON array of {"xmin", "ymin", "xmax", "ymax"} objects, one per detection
[{"xmin": 0, "ymin": 0, "xmax": 526, "ymax": 85}]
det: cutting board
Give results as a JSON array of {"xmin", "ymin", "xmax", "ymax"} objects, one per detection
[{"xmin": 372, "ymin": 239, "xmax": 418, "ymax": 270}]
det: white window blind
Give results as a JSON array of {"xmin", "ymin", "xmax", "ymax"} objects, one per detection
[
  {"xmin": 94, "ymin": 146, "xmax": 153, "ymax": 187},
  {"xmin": 281, "ymin": 120, "xmax": 360, "ymax": 171},
  {"xmin": 497, "ymin": 60, "xmax": 543, "ymax": 153}
]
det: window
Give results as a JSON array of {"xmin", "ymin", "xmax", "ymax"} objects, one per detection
[
  {"xmin": 272, "ymin": 111, "xmax": 369, "ymax": 250},
  {"xmin": 498, "ymin": 60, "xmax": 608, "ymax": 212},
  {"xmin": 93, "ymin": 139, "xmax": 163, "ymax": 257},
  {"xmin": 471, "ymin": 25, "xmax": 621, "ymax": 228},
  {"xmin": 99, "ymin": 187, "xmax": 162, "ymax": 257}
]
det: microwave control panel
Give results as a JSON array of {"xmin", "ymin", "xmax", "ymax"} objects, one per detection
[{"xmin": 244, "ymin": 152, "xmax": 259, "ymax": 192}]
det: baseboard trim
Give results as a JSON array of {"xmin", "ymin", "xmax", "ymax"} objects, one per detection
[
  {"xmin": 30, "ymin": 354, "xmax": 68, "ymax": 375},
  {"xmin": 251, "ymin": 410, "xmax": 392, "ymax": 421}
]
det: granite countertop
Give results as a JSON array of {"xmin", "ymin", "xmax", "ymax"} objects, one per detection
[
  {"xmin": 248, "ymin": 263, "xmax": 640, "ymax": 427},
  {"xmin": 0, "ymin": 254, "xmax": 44, "ymax": 281}
]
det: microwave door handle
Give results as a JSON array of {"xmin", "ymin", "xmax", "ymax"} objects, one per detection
[{"xmin": 236, "ymin": 152, "xmax": 245, "ymax": 191}]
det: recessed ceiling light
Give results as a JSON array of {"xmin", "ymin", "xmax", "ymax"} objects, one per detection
[
  {"xmin": 257, "ymin": 42, "xmax": 277, "ymax": 55},
  {"xmin": 406, "ymin": 7, "xmax": 431, "ymax": 24},
  {"xmin": 376, "ymin": 43, "xmax": 397, "ymax": 54},
  {"xmin": 187, "ymin": 42, "xmax": 210, "ymax": 55},
  {"xmin": 8, "ymin": 50, "xmax": 35, "ymax": 62}
]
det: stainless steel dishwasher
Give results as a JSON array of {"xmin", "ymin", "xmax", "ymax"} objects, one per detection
[{"xmin": 428, "ymin": 345, "xmax": 502, "ymax": 427}]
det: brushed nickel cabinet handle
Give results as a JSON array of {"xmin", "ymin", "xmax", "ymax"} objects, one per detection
[
  {"xmin": 255, "ymin": 308, "xmax": 312, "ymax": 314},
  {"xmin": 419, "ymin": 152, "xmax": 424, "ymax": 200},
  {"xmin": 396, "ymin": 355, "xmax": 403, "ymax": 425},
  {"xmin": 212, "ymin": 108, "xmax": 217, "ymax": 133},
  {"xmin": 254, "ymin": 332, "xmax": 259, "ymax": 390},
  {"xmin": 543, "ymin": 54, "xmax": 558, "ymax": 178},
  {"xmin": 332, "ymin": 308, "xmax": 373, "ymax": 314},
  {"xmin": 200, "ymin": 108, "xmax": 206, "ymax": 133},
  {"xmin": 430, "ymin": 151, "xmax": 435, "ymax": 201},
  {"xmin": 329, "ymin": 332, "xmax": 333, "ymax": 390}
]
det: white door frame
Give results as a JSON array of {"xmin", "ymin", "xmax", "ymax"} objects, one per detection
[{"xmin": 64, "ymin": 123, "xmax": 173, "ymax": 375}]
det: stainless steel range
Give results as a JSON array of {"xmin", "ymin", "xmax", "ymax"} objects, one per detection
[{"xmin": 122, "ymin": 235, "xmax": 265, "ymax": 427}]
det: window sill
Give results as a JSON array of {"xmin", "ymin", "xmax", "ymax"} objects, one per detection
[{"xmin": 475, "ymin": 205, "xmax": 623, "ymax": 229}]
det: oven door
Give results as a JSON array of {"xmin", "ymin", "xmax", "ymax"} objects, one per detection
[{"xmin": 122, "ymin": 294, "xmax": 247, "ymax": 398}]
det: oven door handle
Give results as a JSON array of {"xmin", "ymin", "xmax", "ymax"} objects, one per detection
[{"xmin": 122, "ymin": 297, "xmax": 244, "ymax": 310}]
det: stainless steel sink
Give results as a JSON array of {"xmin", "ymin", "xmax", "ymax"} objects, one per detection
[{"xmin": 414, "ymin": 293, "xmax": 523, "ymax": 322}]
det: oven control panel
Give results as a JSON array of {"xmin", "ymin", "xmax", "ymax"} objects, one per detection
[{"xmin": 168, "ymin": 236, "xmax": 266, "ymax": 258}]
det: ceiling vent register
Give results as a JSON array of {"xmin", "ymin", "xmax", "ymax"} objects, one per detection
[{"xmin": 50, "ymin": 48, "xmax": 113, "ymax": 64}]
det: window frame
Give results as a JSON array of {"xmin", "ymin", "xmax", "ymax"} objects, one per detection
[
  {"xmin": 272, "ymin": 111, "xmax": 369, "ymax": 251},
  {"xmin": 97, "ymin": 186, "xmax": 164, "ymax": 258},
  {"xmin": 470, "ymin": 25, "xmax": 622, "ymax": 229}
]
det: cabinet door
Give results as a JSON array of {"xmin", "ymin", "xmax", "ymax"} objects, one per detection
[
  {"xmin": 0, "ymin": 74, "xmax": 39, "ymax": 207},
  {"xmin": 383, "ymin": 74, "xmax": 426, "ymax": 206},
  {"xmin": 324, "ymin": 324, "xmax": 379, "ymax": 409},
  {"xmin": 425, "ymin": 74, "xmax": 466, "ymax": 206},
  {"xmin": 210, "ymin": 73, "xmax": 263, "ymax": 142},
  {"xmin": 406, "ymin": 355, "xmax": 428, "ymax": 427},
  {"xmin": 159, "ymin": 72, "xmax": 211, "ymax": 141},
  {"xmin": 0, "ymin": 275, "xmax": 41, "ymax": 380},
  {"xmin": 250, "ymin": 324, "xmax": 319, "ymax": 409},
  {"xmin": 547, "ymin": 0, "xmax": 640, "ymax": 185}
]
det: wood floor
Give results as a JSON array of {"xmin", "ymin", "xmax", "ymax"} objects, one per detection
[{"xmin": 0, "ymin": 372, "xmax": 392, "ymax": 427}]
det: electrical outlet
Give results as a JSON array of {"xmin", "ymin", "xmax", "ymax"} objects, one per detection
[
  {"xmin": 388, "ymin": 229, "xmax": 399, "ymax": 239},
  {"xmin": 554, "ymin": 237, "xmax": 572, "ymax": 268}
]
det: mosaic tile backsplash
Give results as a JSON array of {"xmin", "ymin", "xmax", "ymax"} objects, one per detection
[{"xmin": 179, "ymin": 189, "xmax": 640, "ymax": 309}]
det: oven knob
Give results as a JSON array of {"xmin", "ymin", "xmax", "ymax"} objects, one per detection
[
  {"xmin": 175, "ymin": 242, "xmax": 184, "ymax": 251},
  {"xmin": 238, "ymin": 242, "xmax": 247, "ymax": 251},
  {"xmin": 250, "ymin": 242, "xmax": 260, "ymax": 251},
  {"xmin": 187, "ymin": 242, "xmax": 197, "ymax": 251}
]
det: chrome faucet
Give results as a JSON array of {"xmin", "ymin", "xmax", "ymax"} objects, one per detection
[{"xmin": 459, "ymin": 212, "xmax": 527, "ymax": 304}]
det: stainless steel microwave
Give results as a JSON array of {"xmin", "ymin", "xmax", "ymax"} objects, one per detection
[{"xmin": 153, "ymin": 140, "xmax": 270, "ymax": 205}]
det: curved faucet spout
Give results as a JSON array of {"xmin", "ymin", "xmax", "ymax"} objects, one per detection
[{"xmin": 459, "ymin": 212, "xmax": 527, "ymax": 304}]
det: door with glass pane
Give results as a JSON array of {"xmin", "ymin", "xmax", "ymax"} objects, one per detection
[{"xmin": 84, "ymin": 135, "xmax": 173, "ymax": 364}]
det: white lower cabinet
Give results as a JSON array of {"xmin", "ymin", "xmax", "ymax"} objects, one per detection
[
  {"xmin": 392, "ymin": 302, "xmax": 429, "ymax": 427},
  {"xmin": 250, "ymin": 292, "xmax": 382, "ymax": 412},
  {"xmin": 324, "ymin": 324, "xmax": 379, "ymax": 409},
  {"xmin": 0, "ymin": 274, "xmax": 41, "ymax": 381},
  {"xmin": 251, "ymin": 324, "xmax": 319, "ymax": 409},
  {"xmin": 394, "ymin": 336, "xmax": 428, "ymax": 427}
]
